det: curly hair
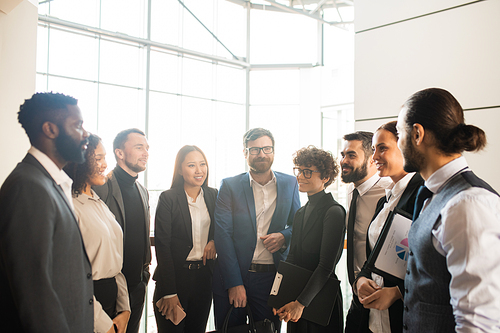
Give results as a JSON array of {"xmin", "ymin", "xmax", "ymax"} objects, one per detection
[
  {"xmin": 18, "ymin": 92, "xmax": 78, "ymax": 144},
  {"xmin": 64, "ymin": 133, "xmax": 101, "ymax": 195},
  {"xmin": 293, "ymin": 146, "xmax": 339, "ymax": 187}
]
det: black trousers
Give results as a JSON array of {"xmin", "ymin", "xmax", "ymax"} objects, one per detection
[
  {"xmin": 94, "ymin": 277, "xmax": 118, "ymax": 319},
  {"xmin": 344, "ymin": 297, "xmax": 371, "ymax": 333},
  {"xmin": 126, "ymin": 281, "xmax": 147, "ymax": 333},
  {"xmin": 154, "ymin": 264, "xmax": 212, "ymax": 333}
]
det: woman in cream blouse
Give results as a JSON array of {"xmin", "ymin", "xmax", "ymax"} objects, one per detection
[{"xmin": 65, "ymin": 134, "xmax": 130, "ymax": 333}]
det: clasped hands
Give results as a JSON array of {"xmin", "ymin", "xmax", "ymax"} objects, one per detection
[
  {"xmin": 355, "ymin": 277, "xmax": 402, "ymax": 310},
  {"xmin": 260, "ymin": 232, "xmax": 285, "ymax": 253}
]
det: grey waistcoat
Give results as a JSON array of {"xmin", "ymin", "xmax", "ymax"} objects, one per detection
[{"xmin": 403, "ymin": 171, "xmax": 498, "ymax": 333}]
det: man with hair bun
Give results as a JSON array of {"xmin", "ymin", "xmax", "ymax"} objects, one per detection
[{"xmin": 396, "ymin": 88, "xmax": 500, "ymax": 333}]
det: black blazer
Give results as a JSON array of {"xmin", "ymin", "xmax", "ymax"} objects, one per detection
[
  {"xmin": 0, "ymin": 154, "xmax": 94, "ymax": 332},
  {"xmin": 358, "ymin": 173, "xmax": 424, "ymax": 333},
  {"xmin": 153, "ymin": 185, "xmax": 218, "ymax": 299},
  {"xmin": 93, "ymin": 168, "xmax": 152, "ymax": 283},
  {"xmin": 286, "ymin": 191, "xmax": 346, "ymax": 330}
]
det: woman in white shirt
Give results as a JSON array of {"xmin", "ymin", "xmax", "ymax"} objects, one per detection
[
  {"xmin": 64, "ymin": 134, "xmax": 130, "ymax": 333},
  {"xmin": 153, "ymin": 145, "xmax": 218, "ymax": 333},
  {"xmin": 354, "ymin": 121, "xmax": 423, "ymax": 333}
]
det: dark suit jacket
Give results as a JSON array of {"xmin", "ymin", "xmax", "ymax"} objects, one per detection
[
  {"xmin": 93, "ymin": 168, "xmax": 151, "ymax": 283},
  {"xmin": 213, "ymin": 171, "xmax": 300, "ymax": 294},
  {"xmin": 153, "ymin": 185, "xmax": 218, "ymax": 299},
  {"xmin": 358, "ymin": 173, "xmax": 423, "ymax": 333},
  {"xmin": 0, "ymin": 154, "xmax": 93, "ymax": 332},
  {"xmin": 286, "ymin": 192, "xmax": 346, "ymax": 330}
]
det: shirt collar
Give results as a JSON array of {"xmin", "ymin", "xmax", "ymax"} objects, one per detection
[
  {"xmin": 249, "ymin": 171, "xmax": 276, "ymax": 188},
  {"xmin": 28, "ymin": 146, "xmax": 73, "ymax": 188},
  {"xmin": 73, "ymin": 189, "xmax": 99, "ymax": 204},
  {"xmin": 387, "ymin": 172, "xmax": 415, "ymax": 200},
  {"xmin": 186, "ymin": 187, "xmax": 204, "ymax": 203},
  {"xmin": 425, "ymin": 155, "xmax": 469, "ymax": 194}
]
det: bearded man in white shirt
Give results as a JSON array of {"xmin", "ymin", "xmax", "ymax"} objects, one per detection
[
  {"xmin": 0, "ymin": 92, "xmax": 93, "ymax": 332},
  {"xmin": 397, "ymin": 87, "xmax": 500, "ymax": 333},
  {"xmin": 341, "ymin": 131, "xmax": 392, "ymax": 333}
]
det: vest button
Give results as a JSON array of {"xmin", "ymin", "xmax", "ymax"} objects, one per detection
[
  {"xmin": 409, "ymin": 250, "xmax": 413, "ymax": 256},
  {"xmin": 405, "ymin": 288, "xmax": 408, "ymax": 293},
  {"xmin": 404, "ymin": 305, "xmax": 409, "ymax": 312},
  {"xmin": 406, "ymin": 270, "xmax": 410, "ymax": 275},
  {"xmin": 403, "ymin": 324, "xmax": 408, "ymax": 330}
]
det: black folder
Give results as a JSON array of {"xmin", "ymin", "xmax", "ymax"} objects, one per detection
[{"xmin": 267, "ymin": 261, "xmax": 340, "ymax": 326}]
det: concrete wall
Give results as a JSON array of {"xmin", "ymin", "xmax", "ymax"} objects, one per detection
[
  {"xmin": 0, "ymin": 0, "xmax": 38, "ymax": 183},
  {"xmin": 354, "ymin": 0, "xmax": 500, "ymax": 190}
]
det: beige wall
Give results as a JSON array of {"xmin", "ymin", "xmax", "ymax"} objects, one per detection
[
  {"xmin": 354, "ymin": 0, "xmax": 500, "ymax": 190},
  {"xmin": 0, "ymin": 0, "xmax": 37, "ymax": 183}
]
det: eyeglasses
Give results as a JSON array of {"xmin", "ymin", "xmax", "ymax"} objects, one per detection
[
  {"xmin": 293, "ymin": 167, "xmax": 321, "ymax": 179},
  {"xmin": 246, "ymin": 146, "xmax": 274, "ymax": 155}
]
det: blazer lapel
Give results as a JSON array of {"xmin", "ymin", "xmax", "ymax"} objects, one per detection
[
  {"xmin": 301, "ymin": 204, "xmax": 321, "ymax": 238},
  {"xmin": 52, "ymin": 182, "xmax": 78, "ymax": 223},
  {"xmin": 177, "ymin": 188, "xmax": 193, "ymax": 241},
  {"xmin": 241, "ymin": 174, "xmax": 257, "ymax": 234},
  {"xmin": 111, "ymin": 174, "xmax": 126, "ymax": 229}
]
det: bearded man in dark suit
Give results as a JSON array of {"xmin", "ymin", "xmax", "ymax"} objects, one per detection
[{"xmin": 0, "ymin": 92, "xmax": 94, "ymax": 332}]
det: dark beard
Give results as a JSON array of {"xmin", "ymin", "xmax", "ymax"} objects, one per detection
[
  {"xmin": 341, "ymin": 162, "xmax": 368, "ymax": 183},
  {"xmin": 249, "ymin": 157, "xmax": 272, "ymax": 174},
  {"xmin": 55, "ymin": 128, "xmax": 87, "ymax": 164},
  {"xmin": 402, "ymin": 138, "xmax": 424, "ymax": 173}
]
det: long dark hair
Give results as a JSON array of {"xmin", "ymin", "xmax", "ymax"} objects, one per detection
[
  {"xmin": 171, "ymin": 145, "xmax": 209, "ymax": 189},
  {"xmin": 64, "ymin": 133, "xmax": 102, "ymax": 194},
  {"xmin": 403, "ymin": 88, "xmax": 486, "ymax": 154}
]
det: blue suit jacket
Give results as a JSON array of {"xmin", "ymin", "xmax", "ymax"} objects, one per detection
[{"xmin": 213, "ymin": 171, "xmax": 300, "ymax": 293}]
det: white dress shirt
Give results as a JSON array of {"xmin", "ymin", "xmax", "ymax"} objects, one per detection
[
  {"xmin": 367, "ymin": 173, "xmax": 415, "ymax": 333},
  {"xmin": 73, "ymin": 190, "xmax": 130, "ymax": 333},
  {"xmin": 418, "ymin": 156, "xmax": 500, "ymax": 332},
  {"xmin": 250, "ymin": 171, "xmax": 277, "ymax": 265},
  {"xmin": 185, "ymin": 188, "xmax": 211, "ymax": 261},
  {"xmin": 28, "ymin": 146, "xmax": 74, "ymax": 210},
  {"xmin": 347, "ymin": 174, "xmax": 392, "ymax": 278}
]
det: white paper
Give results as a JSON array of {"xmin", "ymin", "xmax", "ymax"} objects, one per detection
[
  {"xmin": 374, "ymin": 213, "xmax": 412, "ymax": 280},
  {"xmin": 270, "ymin": 272, "xmax": 283, "ymax": 295}
]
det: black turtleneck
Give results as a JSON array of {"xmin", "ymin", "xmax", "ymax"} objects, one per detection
[
  {"xmin": 114, "ymin": 165, "xmax": 146, "ymax": 287},
  {"xmin": 303, "ymin": 190, "xmax": 326, "ymax": 227}
]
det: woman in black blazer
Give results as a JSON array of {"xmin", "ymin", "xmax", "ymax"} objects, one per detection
[
  {"xmin": 354, "ymin": 121, "xmax": 423, "ymax": 333},
  {"xmin": 153, "ymin": 145, "xmax": 218, "ymax": 333},
  {"xmin": 274, "ymin": 146, "xmax": 346, "ymax": 333}
]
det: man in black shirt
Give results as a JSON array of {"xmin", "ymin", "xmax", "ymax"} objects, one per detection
[{"xmin": 94, "ymin": 128, "xmax": 151, "ymax": 333}]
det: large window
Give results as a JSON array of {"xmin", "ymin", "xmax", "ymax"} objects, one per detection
[{"xmin": 36, "ymin": 1, "xmax": 354, "ymax": 331}]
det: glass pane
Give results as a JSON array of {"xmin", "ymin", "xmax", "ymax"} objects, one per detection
[
  {"xmin": 250, "ymin": 10, "xmax": 317, "ymax": 64},
  {"xmin": 323, "ymin": 24, "xmax": 354, "ymax": 67},
  {"xmin": 215, "ymin": 0, "xmax": 246, "ymax": 59},
  {"xmin": 48, "ymin": 0, "xmax": 100, "ymax": 28},
  {"xmin": 100, "ymin": 0, "xmax": 147, "ymax": 38},
  {"xmin": 36, "ymin": 25, "xmax": 48, "ymax": 73},
  {"xmin": 150, "ymin": 0, "xmax": 181, "ymax": 46},
  {"xmin": 99, "ymin": 39, "xmax": 144, "ymax": 88},
  {"xmin": 182, "ymin": 0, "xmax": 215, "ymax": 55},
  {"xmin": 97, "ymin": 84, "xmax": 146, "ymax": 171},
  {"xmin": 216, "ymin": 64, "xmax": 245, "ymax": 104},
  {"xmin": 147, "ymin": 92, "xmax": 181, "ymax": 191},
  {"xmin": 48, "ymin": 28, "xmax": 98, "ymax": 81},
  {"xmin": 250, "ymin": 69, "xmax": 300, "ymax": 105},
  {"xmin": 46, "ymin": 76, "xmax": 99, "ymax": 134},
  {"xmin": 213, "ymin": 102, "xmax": 246, "ymax": 186},
  {"xmin": 249, "ymin": 105, "xmax": 300, "ymax": 177},
  {"xmin": 36, "ymin": 74, "xmax": 48, "ymax": 93},
  {"xmin": 182, "ymin": 57, "xmax": 213, "ymax": 100},
  {"xmin": 149, "ymin": 50, "xmax": 180, "ymax": 94}
]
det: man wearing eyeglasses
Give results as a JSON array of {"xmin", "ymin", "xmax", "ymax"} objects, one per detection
[{"xmin": 213, "ymin": 128, "xmax": 300, "ymax": 330}]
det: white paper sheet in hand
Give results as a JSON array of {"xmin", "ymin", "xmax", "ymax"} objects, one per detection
[{"xmin": 374, "ymin": 213, "xmax": 412, "ymax": 280}]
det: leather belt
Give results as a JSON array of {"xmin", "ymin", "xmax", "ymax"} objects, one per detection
[
  {"xmin": 182, "ymin": 261, "xmax": 205, "ymax": 270},
  {"xmin": 248, "ymin": 263, "xmax": 276, "ymax": 273}
]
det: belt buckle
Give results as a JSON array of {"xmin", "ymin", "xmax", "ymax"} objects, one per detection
[
  {"xmin": 248, "ymin": 264, "xmax": 257, "ymax": 273},
  {"xmin": 188, "ymin": 263, "xmax": 196, "ymax": 270}
]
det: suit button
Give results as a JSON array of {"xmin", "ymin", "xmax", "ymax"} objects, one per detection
[
  {"xmin": 404, "ymin": 306, "xmax": 409, "ymax": 312},
  {"xmin": 89, "ymin": 299, "xmax": 93, "ymax": 305},
  {"xmin": 87, "ymin": 273, "xmax": 92, "ymax": 279},
  {"xmin": 403, "ymin": 324, "xmax": 408, "ymax": 330}
]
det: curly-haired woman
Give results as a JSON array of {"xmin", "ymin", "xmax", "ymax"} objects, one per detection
[
  {"xmin": 274, "ymin": 146, "xmax": 346, "ymax": 333},
  {"xmin": 64, "ymin": 134, "xmax": 130, "ymax": 333}
]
